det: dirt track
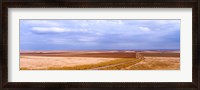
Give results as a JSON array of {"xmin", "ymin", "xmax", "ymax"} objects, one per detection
[{"xmin": 90, "ymin": 60, "xmax": 138, "ymax": 70}]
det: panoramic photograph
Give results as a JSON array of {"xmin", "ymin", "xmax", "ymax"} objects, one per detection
[{"xmin": 20, "ymin": 20, "xmax": 180, "ymax": 70}]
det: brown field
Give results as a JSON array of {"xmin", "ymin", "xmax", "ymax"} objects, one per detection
[
  {"xmin": 141, "ymin": 53, "xmax": 180, "ymax": 57},
  {"xmin": 128, "ymin": 57, "xmax": 180, "ymax": 70},
  {"xmin": 20, "ymin": 50, "xmax": 180, "ymax": 70},
  {"xmin": 20, "ymin": 52, "xmax": 136, "ymax": 58}
]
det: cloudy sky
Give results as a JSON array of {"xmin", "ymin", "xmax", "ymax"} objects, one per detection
[{"xmin": 20, "ymin": 20, "xmax": 180, "ymax": 50}]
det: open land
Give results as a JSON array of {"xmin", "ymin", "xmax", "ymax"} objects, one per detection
[{"xmin": 20, "ymin": 50, "xmax": 180, "ymax": 70}]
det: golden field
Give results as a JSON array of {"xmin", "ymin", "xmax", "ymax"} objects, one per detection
[{"xmin": 20, "ymin": 50, "xmax": 180, "ymax": 70}]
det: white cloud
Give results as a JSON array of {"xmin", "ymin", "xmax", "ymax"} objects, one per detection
[
  {"xmin": 138, "ymin": 27, "xmax": 151, "ymax": 32},
  {"xmin": 50, "ymin": 37, "xmax": 97, "ymax": 45},
  {"xmin": 31, "ymin": 26, "xmax": 91, "ymax": 33},
  {"xmin": 50, "ymin": 38, "xmax": 67, "ymax": 44},
  {"xmin": 50, "ymin": 38, "xmax": 77, "ymax": 45},
  {"xmin": 78, "ymin": 37, "xmax": 97, "ymax": 42},
  {"xmin": 95, "ymin": 32, "xmax": 103, "ymax": 35},
  {"xmin": 79, "ymin": 29, "xmax": 89, "ymax": 32},
  {"xmin": 32, "ymin": 27, "xmax": 70, "ymax": 33}
]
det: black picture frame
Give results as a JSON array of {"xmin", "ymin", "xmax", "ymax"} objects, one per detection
[{"xmin": 1, "ymin": 0, "xmax": 199, "ymax": 89}]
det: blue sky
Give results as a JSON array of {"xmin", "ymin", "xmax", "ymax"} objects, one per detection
[{"xmin": 20, "ymin": 20, "xmax": 180, "ymax": 50}]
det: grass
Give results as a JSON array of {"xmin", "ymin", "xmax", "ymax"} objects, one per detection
[{"xmin": 20, "ymin": 58, "xmax": 138, "ymax": 70}]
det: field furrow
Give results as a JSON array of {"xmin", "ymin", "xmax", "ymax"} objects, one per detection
[{"xmin": 91, "ymin": 59, "xmax": 141, "ymax": 70}]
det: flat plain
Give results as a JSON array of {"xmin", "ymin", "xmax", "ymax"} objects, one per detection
[{"xmin": 20, "ymin": 50, "xmax": 180, "ymax": 70}]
